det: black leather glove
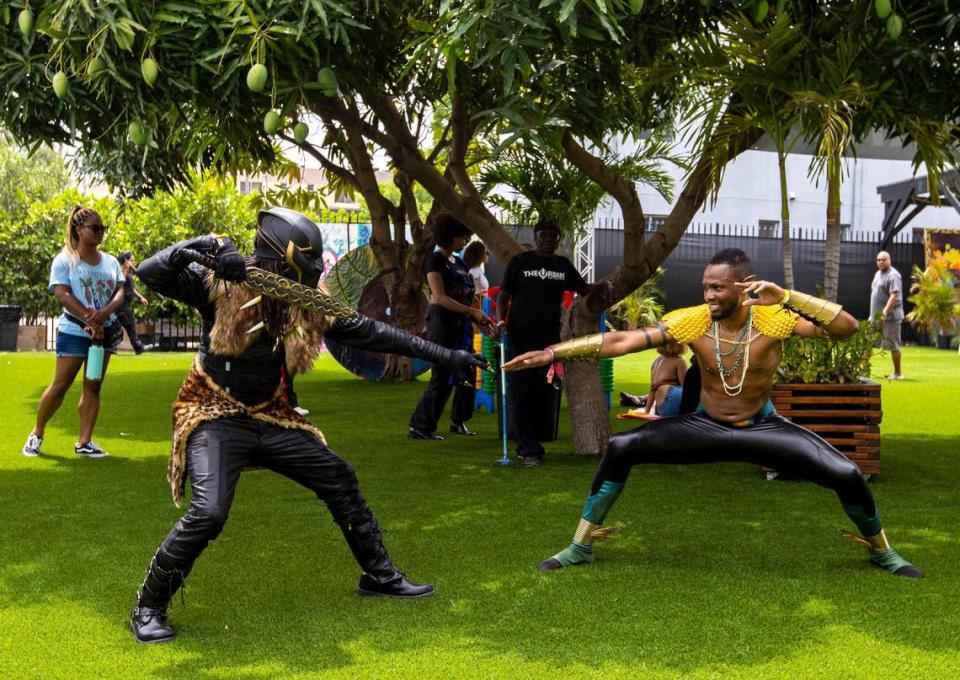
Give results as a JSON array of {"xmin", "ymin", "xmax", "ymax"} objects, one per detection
[
  {"xmin": 213, "ymin": 239, "xmax": 246, "ymax": 282},
  {"xmin": 446, "ymin": 349, "xmax": 488, "ymax": 385}
]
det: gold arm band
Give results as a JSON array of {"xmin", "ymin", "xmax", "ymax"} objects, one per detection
[
  {"xmin": 573, "ymin": 518, "xmax": 601, "ymax": 546},
  {"xmin": 782, "ymin": 289, "xmax": 843, "ymax": 326},
  {"xmin": 548, "ymin": 333, "xmax": 604, "ymax": 361}
]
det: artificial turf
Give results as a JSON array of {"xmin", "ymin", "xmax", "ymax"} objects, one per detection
[{"xmin": 1, "ymin": 347, "xmax": 958, "ymax": 679}]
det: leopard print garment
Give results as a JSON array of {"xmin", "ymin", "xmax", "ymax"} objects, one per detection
[{"xmin": 168, "ymin": 356, "xmax": 326, "ymax": 507}]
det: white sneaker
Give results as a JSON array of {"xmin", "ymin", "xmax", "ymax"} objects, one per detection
[
  {"xmin": 23, "ymin": 432, "xmax": 43, "ymax": 457},
  {"xmin": 885, "ymin": 374, "xmax": 904, "ymax": 381},
  {"xmin": 75, "ymin": 441, "xmax": 109, "ymax": 458},
  {"xmin": 293, "ymin": 406, "xmax": 310, "ymax": 417}
]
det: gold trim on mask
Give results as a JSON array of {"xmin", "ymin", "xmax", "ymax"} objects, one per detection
[{"xmin": 285, "ymin": 241, "xmax": 304, "ymax": 283}]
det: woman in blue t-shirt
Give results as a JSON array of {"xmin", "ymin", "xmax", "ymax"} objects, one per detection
[
  {"xmin": 22, "ymin": 205, "xmax": 125, "ymax": 459},
  {"xmin": 408, "ymin": 215, "xmax": 496, "ymax": 439}
]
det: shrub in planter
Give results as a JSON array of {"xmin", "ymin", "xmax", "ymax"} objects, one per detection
[
  {"xmin": 905, "ymin": 261, "xmax": 960, "ymax": 348},
  {"xmin": 771, "ymin": 321, "xmax": 884, "ymax": 478}
]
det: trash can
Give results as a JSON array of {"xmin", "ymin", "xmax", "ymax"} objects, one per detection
[{"xmin": 0, "ymin": 304, "xmax": 22, "ymax": 351}]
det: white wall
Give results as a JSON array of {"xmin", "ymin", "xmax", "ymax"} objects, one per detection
[{"xmin": 596, "ymin": 142, "xmax": 960, "ymax": 232}]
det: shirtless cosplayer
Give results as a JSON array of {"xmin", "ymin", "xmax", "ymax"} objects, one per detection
[{"xmin": 502, "ymin": 248, "xmax": 921, "ymax": 579}]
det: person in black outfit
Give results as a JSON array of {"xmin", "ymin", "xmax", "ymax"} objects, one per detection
[
  {"xmin": 117, "ymin": 250, "xmax": 150, "ymax": 354},
  {"xmin": 409, "ymin": 215, "xmax": 496, "ymax": 440},
  {"xmin": 496, "ymin": 219, "xmax": 604, "ymax": 465},
  {"xmin": 129, "ymin": 208, "xmax": 487, "ymax": 644}
]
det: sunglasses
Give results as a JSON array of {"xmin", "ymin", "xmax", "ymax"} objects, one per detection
[{"xmin": 85, "ymin": 223, "xmax": 107, "ymax": 234}]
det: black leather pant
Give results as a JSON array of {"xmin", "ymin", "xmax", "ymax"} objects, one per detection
[
  {"xmin": 593, "ymin": 412, "xmax": 875, "ymax": 514},
  {"xmin": 155, "ymin": 416, "xmax": 370, "ymax": 575}
]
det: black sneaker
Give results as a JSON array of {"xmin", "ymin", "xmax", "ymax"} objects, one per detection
[
  {"xmin": 518, "ymin": 455, "xmax": 543, "ymax": 467},
  {"xmin": 75, "ymin": 441, "xmax": 109, "ymax": 458},
  {"xmin": 408, "ymin": 427, "xmax": 444, "ymax": 441},
  {"xmin": 22, "ymin": 432, "xmax": 43, "ymax": 457}
]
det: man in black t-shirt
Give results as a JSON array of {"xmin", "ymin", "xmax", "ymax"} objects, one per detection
[{"xmin": 497, "ymin": 219, "xmax": 592, "ymax": 465}]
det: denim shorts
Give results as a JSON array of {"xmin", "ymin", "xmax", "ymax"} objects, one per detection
[{"xmin": 55, "ymin": 331, "xmax": 118, "ymax": 358}]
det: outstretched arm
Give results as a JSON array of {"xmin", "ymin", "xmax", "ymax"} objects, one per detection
[
  {"xmin": 325, "ymin": 314, "xmax": 487, "ymax": 382},
  {"xmin": 501, "ymin": 324, "xmax": 672, "ymax": 371}
]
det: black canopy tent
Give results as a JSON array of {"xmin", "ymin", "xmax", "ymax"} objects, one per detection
[{"xmin": 877, "ymin": 170, "xmax": 960, "ymax": 249}]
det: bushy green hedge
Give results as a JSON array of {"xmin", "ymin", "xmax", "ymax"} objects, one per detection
[
  {"xmin": 777, "ymin": 320, "xmax": 882, "ymax": 384},
  {"xmin": 1, "ymin": 170, "xmax": 374, "ymax": 325}
]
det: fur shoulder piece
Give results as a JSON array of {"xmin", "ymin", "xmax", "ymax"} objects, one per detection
[
  {"xmin": 752, "ymin": 304, "xmax": 798, "ymax": 340},
  {"xmin": 661, "ymin": 304, "xmax": 711, "ymax": 344},
  {"xmin": 206, "ymin": 274, "xmax": 329, "ymax": 375}
]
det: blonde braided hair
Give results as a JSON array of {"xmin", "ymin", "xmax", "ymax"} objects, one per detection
[{"xmin": 62, "ymin": 205, "xmax": 102, "ymax": 262}]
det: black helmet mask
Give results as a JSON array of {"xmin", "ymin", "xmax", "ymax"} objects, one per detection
[{"xmin": 254, "ymin": 208, "xmax": 325, "ymax": 288}]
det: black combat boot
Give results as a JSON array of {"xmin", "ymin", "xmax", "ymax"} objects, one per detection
[
  {"xmin": 129, "ymin": 549, "xmax": 187, "ymax": 644},
  {"xmin": 339, "ymin": 513, "xmax": 434, "ymax": 598}
]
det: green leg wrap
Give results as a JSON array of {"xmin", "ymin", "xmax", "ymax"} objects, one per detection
[
  {"xmin": 550, "ymin": 542, "xmax": 595, "ymax": 568},
  {"xmin": 582, "ymin": 481, "xmax": 624, "ymax": 524},
  {"xmin": 842, "ymin": 504, "xmax": 883, "ymax": 537},
  {"xmin": 869, "ymin": 547, "xmax": 913, "ymax": 574}
]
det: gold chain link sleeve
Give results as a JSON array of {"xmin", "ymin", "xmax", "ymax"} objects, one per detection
[
  {"xmin": 660, "ymin": 305, "xmax": 711, "ymax": 344},
  {"xmin": 245, "ymin": 268, "xmax": 356, "ymax": 319}
]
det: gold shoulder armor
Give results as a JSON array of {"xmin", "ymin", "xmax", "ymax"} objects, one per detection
[
  {"xmin": 661, "ymin": 305, "xmax": 711, "ymax": 344},
  {"xmin": 753, "ymin": 304, "xmax": 798, "ymax": 340}
]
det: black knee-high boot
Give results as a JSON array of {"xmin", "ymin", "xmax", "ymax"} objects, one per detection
[
  {"xmin": 129, "ymin": 548, "xmax": 189, "ymax": 643},
  {"xmin": 338, "ymin": 513, "xmax": 434, "ymax": 598}
]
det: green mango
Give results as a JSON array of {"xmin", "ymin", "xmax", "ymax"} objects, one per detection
[
  {"xmin": 86, "ymin": 57, "xmax": 106, "ymax": 79},
  {"xmin": 128, "ymin": 121, "xmax": 147, "ymax": 146},
  {"xmin": 246, "ymin": 63, "xmax": 268, "ymax": 92},
  {"xmin": 52, "ymin": 71, "xmax": 69, "ymax": 99},
  {"xmin": 293, "ymin": 122, "xmax": 309, "ymax": 144},
  {"xmin": 874, "ymin": 0, "xmax": 892, "ymax": 20},
  {"xmin": 141, "ymin": 58, "xmax": 159, "ymax": 87},
  {"xmin": 263, "ymin": 110, "xmax": 281, "ymax": 135},
  {"xmin": 629, "ymin": 0, "xmax": 643, "ymax": 14},
  {"xmin": 317, "ymin": 68, "xmax": 338, "ymax": 97},
  {"xmin": 18, "ymin": 9, "xmax": 33, "ymax": 37},
  {"xmin": 886, "ymin": 13, "xmax": 902, "ymax": 39}
]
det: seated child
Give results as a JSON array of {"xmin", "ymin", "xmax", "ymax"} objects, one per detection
[{"xmin": 643, "ymin": 341, "xmax": 687, "ymax": 417}]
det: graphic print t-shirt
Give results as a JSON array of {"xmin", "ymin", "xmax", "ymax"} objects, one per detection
[
  {"xmin": 500, "ymin": 251, "xmax": 585, "ymax": 346},
  {"xmin": 49, "ymin": 251, "xmax": 125, "ymax": 337}
]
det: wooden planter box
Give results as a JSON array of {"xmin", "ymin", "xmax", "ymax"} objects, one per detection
[{"xmin": 768, "ymin": 379, "xmax": 881, "ymax": 478}]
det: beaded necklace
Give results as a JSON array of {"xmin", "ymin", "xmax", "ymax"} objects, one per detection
[{"xmin": 712, "ymin": 306, "xmax": 753, "ymax": 396}]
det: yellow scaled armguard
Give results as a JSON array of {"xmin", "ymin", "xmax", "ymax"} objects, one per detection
[
  {"xmin": 549, "ymin": 333, "xmax": 604, "ymax": 361},
  {"xmin": 753, "ymin": 304, "xmax": 798, "ymax": 340},
  {"xmin": 660, "ymin": 305, "xmax": 711, "ymax": 344}
]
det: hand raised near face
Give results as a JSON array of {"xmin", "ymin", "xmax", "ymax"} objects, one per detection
[{"xmin": 735, "ymin": 280, "xmax": 786, "ymax": 307}]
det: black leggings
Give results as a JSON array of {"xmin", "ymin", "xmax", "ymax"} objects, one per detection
[
  {"xmin": 157, "ymin": 416, "xmax": 369, "ymax": 571},
  {"xmin": 593, "ymin": 412, "xmax": 875, "ymax": 514}
]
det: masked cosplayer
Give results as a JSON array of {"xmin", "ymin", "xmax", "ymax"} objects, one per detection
[{"xmin": 130, "ymin": 208, "xmax": 485, "ymax": 644}]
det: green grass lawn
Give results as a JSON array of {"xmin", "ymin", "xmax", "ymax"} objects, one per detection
[{"xmin": 2, "ymin": 347, "xmax": 959, "ymax": 679}]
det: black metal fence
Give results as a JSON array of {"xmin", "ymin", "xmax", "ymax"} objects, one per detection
[{"xmin": 487, "ymin": 220, "xmax": 924, "ymax": 338}]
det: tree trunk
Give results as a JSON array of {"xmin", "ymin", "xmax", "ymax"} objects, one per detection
[
  {"xmin": 823, "ymin": 159, "xmax": 842, "ymax": 302},
  {"xmin": 380, "ymin": 271, "xmax": 424, "ymax": 381},
  {"xmin": 778, "ymin": 151, "xmax": 795, "ymax": 289},
  {"xmin": 561, "ymin": 303, "xmax": 610, "ymax": 456}
]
